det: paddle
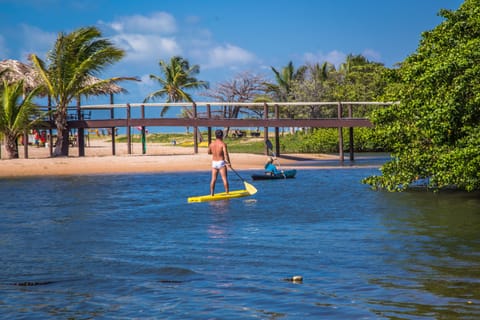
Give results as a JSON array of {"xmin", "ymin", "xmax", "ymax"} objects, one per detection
[
  {"xmin": 265, "ymin": 139, "xmax": 286, "ymax": 178},
  {"xmin": 228, "ymin": 165, "xmax": 257, "ymax": 195}
]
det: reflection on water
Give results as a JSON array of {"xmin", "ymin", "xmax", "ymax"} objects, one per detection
[
  {"xmin": 0, "ymin": 169, "xmax": 479, "ymax": 319},
  {"xmin": 208, "ymin": 198, "xmax": 232, "ymax": 214}
]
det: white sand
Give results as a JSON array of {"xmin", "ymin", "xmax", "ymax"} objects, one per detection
[{"xmin": 0, "ymin": 138, "xmax": 338, "ymax": 177}]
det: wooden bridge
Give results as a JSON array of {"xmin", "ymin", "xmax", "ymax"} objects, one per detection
[{"xmin": 34, "ymin": 101, "xmax": 396, "ymax": 161}]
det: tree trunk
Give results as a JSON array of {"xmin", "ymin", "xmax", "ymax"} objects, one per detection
[
  {"xmin": 53, "ymin": 108, "xmax": 69, "ymax": 157},
  {"xmin": 4, "ymin": 135, "xmax": 19, "ymax": 159},
  {"xmin": 54, "ymin": 128, "xmax": 70, "ymax": 157}
]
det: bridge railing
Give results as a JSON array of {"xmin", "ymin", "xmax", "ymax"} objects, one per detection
[
  {"xmin": 75, "ymin": 101, "xmax": 396, "ymax": 120},
  {"xmin": 33, "ymin": 101, "xmax": 397, "ymax": 160}
]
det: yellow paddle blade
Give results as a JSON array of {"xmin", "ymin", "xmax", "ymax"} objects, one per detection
[{"xmin": 244, "ymin": 181, "xmax": 257, "ymax": 195}]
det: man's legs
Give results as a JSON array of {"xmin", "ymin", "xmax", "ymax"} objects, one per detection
[
  {"xmin": 219, "ymin": 166, "xmax": 229, "ymax": 193},
  {"xmin": 210, "ymin": 168, "xmax": 218, "ymax": 196}
]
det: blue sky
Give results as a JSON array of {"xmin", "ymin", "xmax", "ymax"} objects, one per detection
[{"xmin": 0, "ymin": 0, "xmax": 464, "ymax": 105}]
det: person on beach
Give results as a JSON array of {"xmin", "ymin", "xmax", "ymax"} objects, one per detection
[
  {"xmin": 208, "ymin": 129, "xmax": 231, "ymax": 196},
  {"xmin": 265, "ymin": 157, "xmax": 280, "ymax": 175}
]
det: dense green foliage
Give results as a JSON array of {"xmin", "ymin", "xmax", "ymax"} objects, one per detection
[
  {"xmin": 279, "ymin": 128, "xmax": 387, "ymax": 153},
  {"xmin": 335, "ymin": 55, "xmax": 388, "ymax": 103},
  {"xmin": 265, "ymin": 56, "xmax": 390, "ymax": 120},
  {"xmin": 363, "ymin": 0, "xmax": 480, "ymax": 191}
]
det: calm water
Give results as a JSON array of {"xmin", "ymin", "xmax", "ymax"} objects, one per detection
[{"xmin": 1, "ymin": 167, "xmax": 479, "ymax": 319}]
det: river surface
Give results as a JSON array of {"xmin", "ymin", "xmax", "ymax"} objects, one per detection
[{"xmin": 1, "ymin": 167, "xmax": 479, "ymax": 319}]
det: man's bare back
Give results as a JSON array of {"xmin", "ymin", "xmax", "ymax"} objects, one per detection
[{"xmin": 208, "ymin": 139, "xmax": 229, "ymax": 161}]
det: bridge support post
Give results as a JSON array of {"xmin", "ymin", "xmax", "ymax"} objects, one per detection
[
  {"xmin": 141, "ymin": 105, "xmax": 146, "ymax": 154},
  {"xmin": 338, "ymin": 102, "xmax": 344, "ymax": 162},
  {"xmin": 263, "ymin": 103, "xmax": 269, "ymax": 156},
  {"xmin": 274, "ymin": 104, "xmax": 280, "ymax": 157},
  {"xmin": 348, "ymin": 105, "xmax": 354, "ymax": 161},
  {"xmin": 110, "ymin": 97, "xmax": 116, "ymax": 155},
  {"xmin": 207, "ymin": 104, "xmax": 212, "ymax": 145},
  {"xmin": 78, "ymin": 129, "xmax": 85, "ymax": 157},
  {"xmin": 193, "ymin": 102, "xmax": 198, "ymax": 154},
  {"xmin": 77, "ymin": 99, "xmax": 85, "ymax": 157},
  {"xmin": 127, "ymin": 103, "xmax": 132, "ymax": 155}
]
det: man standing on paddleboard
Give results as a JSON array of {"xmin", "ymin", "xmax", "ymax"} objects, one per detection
[{"xmin": 208, "ymin": 129, "xmax": 231, "ymax": 196}]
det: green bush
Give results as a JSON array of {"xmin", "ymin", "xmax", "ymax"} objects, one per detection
[{"xmin": 280, "ymin": 128, "xmax": 389, "ymax": 153}]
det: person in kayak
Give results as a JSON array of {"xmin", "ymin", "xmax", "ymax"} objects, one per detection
[
  {"xmin": 208, "ymin": 129, "xmax": 231, "ymax": 196},
  {"xmin": 265, "ymin": 157, "xmax": 281, "ymax": 175}
]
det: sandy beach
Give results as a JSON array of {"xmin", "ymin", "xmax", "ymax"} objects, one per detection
[{"xmin": 0, "ymin": 138, "xmax": 338, "ymax": 178}]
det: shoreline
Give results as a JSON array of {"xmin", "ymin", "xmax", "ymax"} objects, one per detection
[
  {"xmin": 0, "ymin": 140, "xmax": 379, "ymax": 178},
  {"xmin": 0, "ymin": 152, "xmax": 359, "ymax": 178}
]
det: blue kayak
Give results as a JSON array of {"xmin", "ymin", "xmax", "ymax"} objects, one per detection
[{"xmin": 251, "ymin": 169, "xmax": 297, "ymax": 180}]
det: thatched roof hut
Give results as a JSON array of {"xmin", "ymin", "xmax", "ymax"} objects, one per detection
[
  {"xmin": 0, "ymin": 59, "xmax": 41, "ymax": 91},
  {"xmin": 0, "ymin": 58, "xmax": 134, "ymax": 96}
]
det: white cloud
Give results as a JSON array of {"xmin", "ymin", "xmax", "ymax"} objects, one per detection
[
  {"xmin": 99, "ymin": 12, "xmax": 183, "ymax": 75},
  {"xmin": 303, "ymin": 50, "xmax": 347, "ymax": 68},
  {"xmin": 102, "ymin": 12, "xmax": 177, "ymax": 34},
  {"xmin": 100, "ymin": 12, "xmax": 257, "ymax": 75},
  {"xmin": 112, "ymin": 33, "xmax": 181, "ymax": 64},
  {"xmin": 7, "ymin": 11, "xmax": 259, "ymax": 87},
  {"xmin": 205, "ymin": 44, "xmax": 256, "ymax": 69},
  {"xmin": 362, "ymin": 49, "xmax": 382, "ymax": 62}
]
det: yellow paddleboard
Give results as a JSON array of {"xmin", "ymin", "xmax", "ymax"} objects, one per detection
[{"xmin": 188, "ymin": 189, "xmax": 251, "ymax": 203}]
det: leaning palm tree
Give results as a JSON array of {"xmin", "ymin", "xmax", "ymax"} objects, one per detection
[
  {"xmin": 0, "ymin": 80, "xmax": 43, "ymax": 159},
  {"xmin": 30, "ymin": 26, "xmax": 129, "ymax": 157},
  {"xmin": 144, "ymin": 56, "xmax": 209, "ymax": 116}
]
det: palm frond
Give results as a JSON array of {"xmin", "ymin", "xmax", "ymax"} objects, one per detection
[{"xmin": 144, "ymin": 55, "xmax": 209, "ymax": 107}]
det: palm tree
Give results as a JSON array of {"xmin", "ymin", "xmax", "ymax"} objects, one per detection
[
  {"xmin": 30, "ymin": 26, "xmax": 129, "ymax": 157},
  {"xmin": 144, "ymin": 56, "xmax": 209, "ymax": 116},
  {"xmin": 266, "ymin": 61, "xmax": 307, "ymax": 102},
  {"xmin": 0, "ymin": 80, "xmax": 43, "ymax": 159},
  {"xmin": 310, "ymin": 61, "xmax": 336, "ymax": 83}
]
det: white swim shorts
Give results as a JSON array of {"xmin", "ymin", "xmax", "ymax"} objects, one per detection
[{"xmin": 212, "ymin": 160, "xmax": 226, "ymax": 169}]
